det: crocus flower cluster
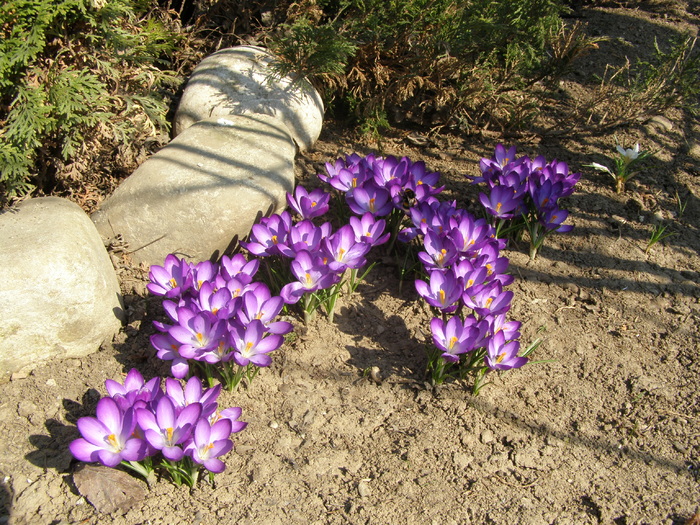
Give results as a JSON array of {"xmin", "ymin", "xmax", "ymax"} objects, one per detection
[
  {"xmin": 147, "ymin": 253, "xmax": 292, "ymax": 389},
  {"xmin": 315, "ymin": 153, "xmax": 530, "ymax": 391},
  {"xmin": 242, "ymin": 182, "xmax": 393, "ymax": 322},
  {"xmin": 473, "ymin": 144, "xmax": 580, "ymax": 259},
  {"xmin": 406, "ymin": 196, "xmax": 528, "ymax": 390},
  {"xmin": 319, "ymin": 153, "xmax": 444, "ymax": 220},
  {"xmin": 70, "ymin": 369, "xmax": 246, "ymax": 486}
]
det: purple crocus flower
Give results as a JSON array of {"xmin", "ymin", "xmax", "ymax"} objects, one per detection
[
  {"xmin": 447, "ymin": 214, "xmax": 493, "ymax": 256},
  {"xmin": 70, "ymin": 397, "xmax": 148, "ymax": 467},
  {"xmin": 417, "ymin": 230, "xmax": 458, "ymax": 271},
  {"xmin": 168, "ymin": 307, "xmax": 229, "ymax": 360},
  {"xmin": 479, "ymin": 185, "xmax": 521, "ymax": 220},
  {"xmin": 371, "ymin": 155, "xmax": 409, "ymax": 189},
  {"xmin": 147, "ymin": 254, "xmax": 193, "ymax": 298},
  {"xmin": 238, "ymin": 289, "xmax": 293, "ymax": 335},
  {"xmin": 346, "ymin": 182, "xmax": 394, "ymax": 217},
  {"xmin": 539, "ymin": 207, "xmax": 573, "ymax": 233},
  {"xmin": 191, "ymin": 260, "xmax": 217, "ymax": 291},
  {"xmin": 150, "ymin": 332, "xmax": 190, "ymax": 379},
  {"xmin": 280, "ymin": 220, "xmax": 331, "ymax": 258},
  {"xmin": 452, "ymin": 261, "xmax": 488, "ymax": 295},
  {"xmin": 136, "ymin": 396, "xmax": 201, "ymax": 461},
  {"xmin": 430, "ymin": 315, "xmax": 489, "ymax": 363},
  {"xmin": 165, "ymin": 377, "xmax": 221, "ymax": 420},
  {"xmin": 279, "ymin": 251, "xmax": 339, "ymax": 304},
  {"xmin": 229, "ymin": 319, "xmax": 284, "ymax": 367},
  {"xmin": 241, "ymin": 211, "xmax": 293, "ymax": 257},
  {"xmin": 474, "ymin": 144, "xmax": 518, "ymax": 184},
  {"xmin": 322, "ymin": 224, "xmax": 371, "ymax": 272},
  {"xmin": 219, "ymin": 254, "xmax": 259, "ymax": 283},
  {"xmin": 463, "ymin": 281, "xmax": 513, "ymax": 318},
  {"xmin": 105, "ymin": 369, "xmax": 161, "ymax": 411},
  {"xmin": 490, "ymin": 314, "xmax": 521, "ymax": 341},
  {"xmin": 287, "ymin": 185, "xmax": 331, "ymax": 219},
  {"xmin": 485, "ymin": 330, "xmax": 527, "ymax": 370},
  {"xmin": 184, "ymin": 418, "xmax": 233, "ymax": 473},
  {"xmin": 195, "ymin": 282, "xmax": 233, "ymax": 319},
  {"xmin": 322, "ymin": 165, "xmax": 370, "ymax": 193},
  {"xmin": 414, "ymin": 269, "xmax": 463, "ymax": 313},
  {"xmin": 209, "ymin": 406, "xmax": 248, "ymax": 434},
  {"xmin": 348, "ymin": 213, "xmax": 390, "ymax": 247}
]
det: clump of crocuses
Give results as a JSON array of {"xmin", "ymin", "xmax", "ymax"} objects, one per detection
[
  {"xmin": 403, "ymin": 193, "xmax": 533, "ymax": 392},
  {"xmin": 147, "ymin": 254, "xmax": 292, "ymax": 390},
  {"xmin": 472, "ymin": 144, "xmax": 580, "ymax": 259},
  {"xmin": 316, "ymin": 152, "xmax": 533, "ymax": 393},
  {"xmin": 70, "ymin": 369, "xmax": 246, "ymax": 487},
  {"xmin": 242, "ymin": 178, "xmax": 394, "ymax": 323}
]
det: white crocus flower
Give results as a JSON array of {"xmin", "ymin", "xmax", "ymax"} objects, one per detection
[{"xmin": 616, "ymin": 143, "xmax": 641, "ymax": 163}]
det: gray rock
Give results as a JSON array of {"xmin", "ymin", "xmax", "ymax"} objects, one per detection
[
  {"xmin": 92, "ymin": 115, "xmax": 296, "ymax": 267},
  {"xmin": 174, "ymin": 45, "xmax": 323, "ymax": 151},
  {"xmin": 0, "ymin": 197, "xmax": 123, "ymax": 381}
]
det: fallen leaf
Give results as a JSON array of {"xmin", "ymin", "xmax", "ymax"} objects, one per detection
[{"xmin": 73, "ymin": 464, "xmax": 146, "ymax": 514}]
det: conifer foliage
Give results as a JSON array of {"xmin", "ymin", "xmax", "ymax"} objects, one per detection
[{"xmin": 0, "ymin": 0, "xmax": 179, "ymax": 205}]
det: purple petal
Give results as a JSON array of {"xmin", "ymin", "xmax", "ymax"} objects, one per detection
[
  {"xmin": 96, "ymin": 449, "xmax": 122, "ymax": 467},
  {"xmin": 209, "ymin": 439, "xmax": 233, "ymax": 458},
  {"xmin": 76, "ymin": 417, "xmax": 109, "ymax": 447},
  {"xmin": 210, "ymin": 419, "xmax": 232, "ymax": 441},
  {"xmin": 121, "ymin": 438, "xmax": 148, "ymax": 462},
  {"xmin": 69, "ymin": 438, "xmax": 102, "ymax": 463},
  {"xmin": 177, "ymin": 403, "xmax": 203, "ymax": 429},
  {"xmin": 155, "ymin": 396, "xmax": 177, "ymax": 428},
  {"xmin": 95, "ymin": 397, "xmax": 123, "ymax": 434},
  {"xmin": 162, "ymin": 445, "xmax": 185, "ymax": 461},
  {"xmin": 202, "ymin": 458, "xmax": 226, "ymax": 473}
]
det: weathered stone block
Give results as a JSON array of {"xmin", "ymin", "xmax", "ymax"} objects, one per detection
[
  {"xmin": 91, "ymin": 114, "xmax": 296, "ymax": 267},
  {"xmin": 174, "ymin": 45, "xmax": 323, "ymax": 151},
  {"xmin": 0, "ymin": 197, "xmax": 123, "ymax": 380}
]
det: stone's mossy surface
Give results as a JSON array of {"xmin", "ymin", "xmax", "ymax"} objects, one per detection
[
  {"xmin": 0, "ymin": 197, "xmax": 123, "ymax": 381},
  {"xmin": 91, "ymin": 114, "xmax": 296, "ymax": 267},
  {"xmin": 174, "ymin": 45, "xmax": 323, "ymax": 151}
]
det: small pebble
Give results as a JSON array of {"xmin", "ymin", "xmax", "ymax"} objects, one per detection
[
  {"xmin": 357, "ymin": 480, "xmax": 371, "ymax": 498},
  {"xmin": 480, "ymin": 429, "xmax": 495, "ymax": 444},
  {"xmin": 269, "ymin": 421, "xmax": 279, "ymax": 429}
]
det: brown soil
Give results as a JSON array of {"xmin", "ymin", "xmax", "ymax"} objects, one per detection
[{"xmin": 1, "ymin": 3, "xmax": 699, "ymax": 524}]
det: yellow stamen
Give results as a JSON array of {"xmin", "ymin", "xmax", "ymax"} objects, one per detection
[
  {"xmin": 496, "ymin": 352, "xmax": 506, "ymax": 364},
  {"xmin": 166, "ymin": 427, "xmax": 174, "ymax": 442},
  {"xmin": 169, "ymin": 278, "xmax": 177, "ymax": 289},
  {"xmin": 439, "ymin": 289, "xmax": 446, "ymax": 304},
  {"xmin": 449, "ymin": 336, "xmax": 458, "ymax": 350},
  {"xmin": 106, "ymin": 433, "xmax": 119, "ymax": 448},
  {"xmin": 369, "ymin": 198, "xmax": 376, "ymax": 213},
  {"xmin": 196, "ymin": 332, "xmax": 204, "ymax": 343},
  {"xmin": 496, "ymin": 202, "xmax": 502, "ymax": 212},
  {"xmin": 271, "ymin": 235, "xmax": 278, "ymax": 244}
]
